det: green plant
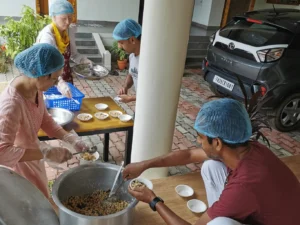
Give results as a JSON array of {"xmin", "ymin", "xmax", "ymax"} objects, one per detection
[
  {"xmin": 0, "ymin": 45, "xmax": 8, "ymax": 73},
  {"xmin": 110, "ymin": 41, "xmax": 128, "ymax": 61},
  {"xmin": 0, "ymin": 5, "xmax": 51, "ymax": 59}
]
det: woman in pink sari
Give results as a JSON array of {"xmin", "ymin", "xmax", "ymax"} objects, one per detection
[{"xmin": 0, "ymin": 43, "xmax": 89, "ymax": 198}]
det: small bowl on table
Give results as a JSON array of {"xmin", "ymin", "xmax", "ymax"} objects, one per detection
[
  {"xmin": 118, "ymin": 114, "xmax": 133, "ymax": 122},
  {"xmin": 187, "ymin": 199, "xmax": 207, "ymax": 213},
  {"xmin": 109, "ymin": 110, "xmax": 123, "ymax": 118},
  {"xmin": 95, "ymin": 103, "xmax": 108, "ymax": 111},
  {"xmin": 175, "ymin": 184, "xmax": 194, "ymax": 197},
  {"xmin": 94, "ymin": 112, "xmax": 109, "ymax": 120},
  {"xmin": 77, "ymin": 113, "xmax": 93, "ymax": 122}
]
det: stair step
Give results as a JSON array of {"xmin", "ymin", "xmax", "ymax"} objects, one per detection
[
  {"xmin": 85, "ymin": 54, "xmax": 102, "ymax": 63},
  {"xmin": 186, "ymin": 55, "xmax": 206, "ymax": 63},
  {"xmin": 189, "ymin": 36, "xmax": 210, "ymax": 42},
  {"xmin": 77, "ymin": 46, "xmax": 100, "ymax": 54},
  {"xmin": 188, "ymin": 42, "xmax": 210, "ymax": 49},
  {"xmin": 187, "ymin": 49, "xmax": 208, "ymax": 56},
  {"xmin": 75, "ymin": 38, "xmax": 96, "ymax": 47},
  {"xmin": 185, "ymin": 61, "xmax": 203, "ymax": 69},
  {"xmin": 75, "ymin": 33, "xmax": 93, "ymax": 38}
]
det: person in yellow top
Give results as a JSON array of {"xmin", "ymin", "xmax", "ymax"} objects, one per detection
[{"xmin": 37, "ymin": 0, "xmax": 92, "ymax": 97}]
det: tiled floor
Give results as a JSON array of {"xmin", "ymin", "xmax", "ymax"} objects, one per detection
[{"xmin": 1, "ymin": 66, "xmax": 300, "ymax": 182}]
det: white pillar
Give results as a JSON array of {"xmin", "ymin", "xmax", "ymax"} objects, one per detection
[{"xmin": 131, "ymin": 0, "xmax": 195, "ymax": 179}]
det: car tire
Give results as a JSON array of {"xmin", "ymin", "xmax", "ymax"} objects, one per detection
[{"xmin": 269, "ymin": 93, "xmax": 300, "ymax": 132}]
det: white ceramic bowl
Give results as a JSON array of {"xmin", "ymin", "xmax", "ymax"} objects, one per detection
[
  {"xmin": 118, "ymin": 114, "xmax": 133, "ymax": 122},
  {"xmin": 187, "ymin": 199, "xmax": 207, "ymax": 213},
  {"xmin": 175, "ymin": 185, "xmax": 194, "ymax": 197},
  {"xmin": 77, "ymin": 113, "xmax": 93, "ymax": 122},
  {"xmin": 95, "ymin": 103, "xmax": 108, "ymax": 110},
  {"xmin": 94, "ymin": 112, "xmax": 109, "ymax": 120},
  {"xmin": 130, "ymin": 178, "xmax": 153, "ymax": 190},
  {"xmin": 79, "ymin": 151, "xmax": 99, "ymax": 165},
  {"xmin": 109, "ymin": 110, "xmax": 123, "ymax": 118},
  {"xmin": 114, "ymin": 96, "xmax": 122, "ymax": 102}
]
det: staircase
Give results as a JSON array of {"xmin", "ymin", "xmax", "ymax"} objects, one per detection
[
  {"xmin": 185, "ymin": 35, "xmax": 210, "ymax": 68},
  {"xmin": 75, "ymin": 33, "xmax": 102, "ymax": 64}
]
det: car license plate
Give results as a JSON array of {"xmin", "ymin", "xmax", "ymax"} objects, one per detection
[{"xmin": 213, "ymin": 75, "xmax": 235, "ymax": 91}]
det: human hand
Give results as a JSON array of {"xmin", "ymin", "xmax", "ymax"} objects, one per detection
[
  {"xmin": 62, "ymin": 132, "xmax": 90, "ymax": 153},
  {"xmin": 118, "ymin": 87, "xmax": 128, "ymax": 95},
  {"xmin": 40, "ymin": 142, "xmax": 72, "ymax": 163},
  {"xmin": 118, "ymin": 95, "xmax": 133, "ymax": 103},
  {"xmin": 57, "ymin": 78, "xmax": 72, "ymax": 98},
  {"xmin": 81, "ymin": 58, "xmax": 93, "ymax": 68},
  {"xmin": 128, "ymin": 186, "xmax": 156, "ymax": 204},
  {"xmin": 122, "ymin": 162, "xmax": 147, "ymax": 180}
]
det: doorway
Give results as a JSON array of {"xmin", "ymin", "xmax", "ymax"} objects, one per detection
[
  {"xmin": 36, "ymin": 0, "xmax": 77, "ymax": 23},
  {"xmin": 221, "ymin": 0, "xmax": 256, "ymax": 27}
]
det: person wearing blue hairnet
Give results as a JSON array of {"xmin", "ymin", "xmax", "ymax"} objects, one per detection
[
  {"xmin": 0, "ymin": 43, "xmax": 90, "ymax": 198},
  {"xmin": 113, "ymin": 19, "xmax": 142, "ymax": 103},
  {"xmin": 37, "ymin": 0, "xmax": 93, "ymax": 98},
  {"xmin": 122, "ymin": 98, "xmax": 300, "ymax": 225}
]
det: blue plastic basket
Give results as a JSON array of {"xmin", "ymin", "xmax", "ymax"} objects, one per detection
[{"xmin": 44, "ymin": 83, "xmax": 85, "ymax": 111}]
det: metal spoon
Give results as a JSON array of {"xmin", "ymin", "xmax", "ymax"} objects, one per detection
[
  {"xmin": 71, "ymin": 98, "xmax": 80, "ymax": 105},
  {"xmin": 72, "ymin": 146, "xmax": 97, "ymax": 156}
]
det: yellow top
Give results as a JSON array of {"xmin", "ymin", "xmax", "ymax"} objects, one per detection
[
  {"xmin": 52, "ymin": 22, "xmax": 70, "ymax": 54},
  {"xmin": 38, "ymin": 97, "xmax": 134, "ymax": 137}
]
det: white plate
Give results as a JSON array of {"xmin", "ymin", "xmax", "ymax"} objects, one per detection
[
  {"xmin": 175, "ymin": 185, "xmax": 194, "ymax": 197},
  {"xmin": 79, "ymin": 152, "xmax": 99, "ymax": 165},
  {"xmin": 109, "ymin": 110, "xmax": 123, "ymax": 118},
  {"xmin": 187, "ymin": 199, "xmax": 207, "ymax": 213},
  {"xmin": 94, "ymin": 112, "xmax": 109, "ymax": 120},
  {"xmin": 95, "ymin": 103, "xmax": 108, "ymax": 110},
  {"xmin": 130, "ymin": 178, "xmax": 153, "ymax": 190},
  {"xmin": 77, "ymin": 113, "xmax": 93, "ymax": 121},
  {"xmin": 118, "ymin": 114, "xmax": 132, "ymax": 122},
  {"xmin": 213, "ymin": 75, "xmax": 234, "ymax": 91}
]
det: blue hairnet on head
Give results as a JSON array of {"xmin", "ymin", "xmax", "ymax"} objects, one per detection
[
  {"xmin": 113, "ymin": 19, "xmax": 142, "ymax": 41},
  {"xmin": 49, "ymin": 0, "xmax": 74, "ymax": 16},
  {"xmin": 194, "ymin": 98, "xmax": 252, "ymax": 144},
  {"xmin": 14, "ymin": 43, "xmax": 64, "ymax": 78}
]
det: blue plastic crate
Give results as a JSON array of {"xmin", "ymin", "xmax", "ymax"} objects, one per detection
[{"xmin": 44, "ymin": 83, "xmax": 85, "ymax": 111}]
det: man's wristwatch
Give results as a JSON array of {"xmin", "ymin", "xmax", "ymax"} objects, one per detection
[{"xmin": 149, "ymin": 197, "xmax": 164, "ymax": 211}]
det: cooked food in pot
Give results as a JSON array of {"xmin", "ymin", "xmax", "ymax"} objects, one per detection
[
  {"xmin": 81, "ymin": 152, "xmax": 96, "ymax": 161},
  {"xmin": 63, "ymin": 190, "xmax": 129, "ymax": 216}
]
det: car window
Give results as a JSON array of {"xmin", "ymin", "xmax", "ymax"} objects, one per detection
[{"xmin": 219, "ymin": 19, "xmax": 294, "ymax": 47}]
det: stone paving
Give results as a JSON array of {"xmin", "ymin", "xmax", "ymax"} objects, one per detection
[{"xmin": 1, "ymin": 67, "xmax": 300, "ymax": 183}]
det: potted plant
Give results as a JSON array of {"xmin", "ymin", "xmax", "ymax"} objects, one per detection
[
  {"xmin": 110, "ymin": 41, "xmax": 128, "ymax": 70},
  {"xmin": 0, "ymin": 5, "xmax": 51, "ymax": 59}
]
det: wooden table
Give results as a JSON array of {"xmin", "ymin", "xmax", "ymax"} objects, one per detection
[
  {"xmin": 38, "ymin": 97, "xmax": 134, "ymax": 165},
  {"xmin": 49, "ymin": 155, "xmax": 300, "ymax": 224}
]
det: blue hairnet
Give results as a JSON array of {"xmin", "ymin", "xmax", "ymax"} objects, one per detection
[
  {"xmin": 113, "ymin": 19, "xmax": 142, "ymax": 41},
  {"xmin": 194, "ymin": 98, "xmax": 252, "ymax": 144},
  {"xmin": 14, "ymin": 43, "xmax": 64, "ymax": 78},
  {"xmin": 49, "ymin": 0, "xmax": 74, "ymax": 16}
]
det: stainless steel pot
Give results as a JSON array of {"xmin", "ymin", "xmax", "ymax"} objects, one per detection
[{"xmin": 52, "ymin": 163, "xmax": 138, "ymax": 225}]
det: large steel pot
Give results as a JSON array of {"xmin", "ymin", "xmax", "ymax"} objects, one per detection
[{"xmin": 52, "ymin": 163, "xmax": 138, "ymax": 225}]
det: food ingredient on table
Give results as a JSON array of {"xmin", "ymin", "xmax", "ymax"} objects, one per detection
[{"xmin": 81, "ymin": 152, "xmax": 96, "ymax": 161}]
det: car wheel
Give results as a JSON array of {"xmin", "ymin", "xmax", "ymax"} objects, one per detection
[{"xmin": 270, "ymin": 93, "xmax": 300, "ymax": 132}]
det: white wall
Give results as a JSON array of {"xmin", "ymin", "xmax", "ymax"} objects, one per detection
[
  {"xmin": 192, "ymin": 0, "xmax": 224, "ymax": 27},
  {"xmin": 192, "ymin": 0, "xmax": 212, "ymax": 26},
  {"xmin": 77, "ymin": 0, "xmax": 139, "ymax": 22},
  {"xmin": 208, "ymin": 0, "xmax": 225, "ymax": 26},
  {"xmin": 0, "ymin": 0, "xmax": 35, "ymax": 17},
  {"xmin": 254, "ymin": 0, "xmax": 300, "ymax": 10}
]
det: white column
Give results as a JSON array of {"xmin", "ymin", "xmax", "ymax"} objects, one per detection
[{"xmin": 131, "ymin": 0, "xmax": 195, "ymax": 179}]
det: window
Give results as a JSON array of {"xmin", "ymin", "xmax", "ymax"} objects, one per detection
[{"xmin": 219, "ymin": 19, "xmax": 294, "ymax": 47}]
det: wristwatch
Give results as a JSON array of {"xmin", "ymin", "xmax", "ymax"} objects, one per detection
[{"xmin": 149, "ymin": 197, "xmax": 164, "ymax": 211}]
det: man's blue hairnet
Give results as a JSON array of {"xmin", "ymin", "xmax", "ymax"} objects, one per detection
[
  {"xmin": 49, "ymin": 0, "xmax": 74, "ymax": 16},
  {"xmin": 194, "ymin": 98, "xmax": 252, "ymax": 144},
  {"xmin": 113, "ymin": 19, "xmax": 142, "ymax": 41},
  {"xmin": 14, "ymin": 43, "xmax": 64, "ymax": 78}
]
